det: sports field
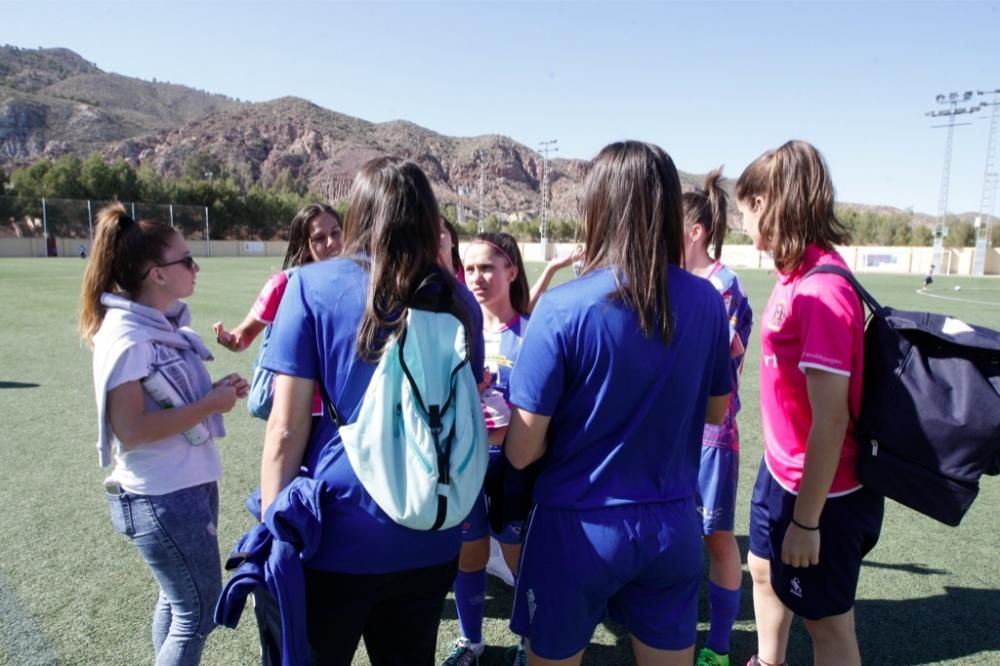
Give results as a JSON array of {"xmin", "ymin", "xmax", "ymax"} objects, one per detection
[{"xmin": 0, "ymin": 257, "xmax": 998, "ymax": 666}]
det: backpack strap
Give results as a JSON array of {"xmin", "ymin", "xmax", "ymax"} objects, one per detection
[
  {"xmin": 396, "ymin": 312, "xmax": 471, "ymax": 531},
  {"xmin": 804, "ymin": 265, "xmax": 884, "ymax": 316}
]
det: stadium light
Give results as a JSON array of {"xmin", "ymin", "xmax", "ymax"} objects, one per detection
[
  {"xmin": 927, "ymin": 91, "xmax": 983, "ymax": 271},
  {"xmin": 973, "ymin": 89, "xmax": 1000, "ymax": 274},
  {"xmin": 538, "ymin": 139, "xmax": 558, "ymax": 259}
]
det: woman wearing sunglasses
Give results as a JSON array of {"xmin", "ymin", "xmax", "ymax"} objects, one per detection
[{"xmin": 80, "ymin": 202, "xmax": 248, "ymax": 666}]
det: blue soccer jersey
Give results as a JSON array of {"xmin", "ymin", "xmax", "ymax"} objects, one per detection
[
  {"xmin": 509, "ymin": 265, "xmax": 731, "ymax": 509},
  {"xmin": 262, "ymin": 258, "xmax": 484, "ymax": 574}
]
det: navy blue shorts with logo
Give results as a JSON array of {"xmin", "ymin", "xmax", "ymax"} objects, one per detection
[{"xmin": 749, "ymin": 460, "xmax": 884, "ymax": 620}]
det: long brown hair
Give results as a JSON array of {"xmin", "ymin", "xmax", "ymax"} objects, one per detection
[
  {"xmin": 282, "ymin": 203, "xmax": 342, "ymax": 270},
  {"xmin": 735, "ymin": 140, "xmax": 850, "ymax": 272},
  {"xmin": 342, "ymin": 156, "xmax": 465, "ymax": 361},
  {"xmin": 469, "ymin": 232, "xmax": 530, "ymax": 316},
  {"xmin": 579, "ymin": 141, "xmax": 684, "ymax": 343},
  {"xmin": 79, "ymin": 202, "xmax": 177, "ymax": 343},
  {"xmin": 682, "ymin": 167, "xmax": 728, "ymax": 260}
]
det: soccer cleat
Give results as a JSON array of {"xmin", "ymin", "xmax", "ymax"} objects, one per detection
[
  {"xmin": 696, "ymin": 647, "xmax": 730, "ymax": 666},
  {"xmin": 442, "ymin": 638, "xmax": 481, "ymax": 666}
]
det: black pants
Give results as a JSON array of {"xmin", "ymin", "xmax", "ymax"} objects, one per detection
[
  {"xmin": 304, "ymin": 558, "xmax": 459, "ymax": 666},
  {"xmin": 253, "ymin": 586, "xmax": 282, "ymax": 666}
]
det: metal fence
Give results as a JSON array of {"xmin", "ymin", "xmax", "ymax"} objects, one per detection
[{"xmin": 0, "ymin": 196, "xmax": 210, "ymax": 242}]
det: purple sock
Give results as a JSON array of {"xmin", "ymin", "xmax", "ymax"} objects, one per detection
[
  {"xmin": 706, "ymin": 580, "xmax": 741, "ymax": 654},
  {"xmin": 454, "ymin": 568, "xmax": 487, "ymax": 644}
]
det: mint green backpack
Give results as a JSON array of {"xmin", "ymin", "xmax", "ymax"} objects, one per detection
[{"xmin": 331, "ymin": 307, "xmax": 489, "ymax": 531}]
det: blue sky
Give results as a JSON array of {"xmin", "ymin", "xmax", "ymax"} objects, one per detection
[{"xmin": 3, "ymin": 1, "xmax": 999, "ymax": 215}]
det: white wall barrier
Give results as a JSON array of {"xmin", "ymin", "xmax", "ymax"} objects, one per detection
[{"xmin": 2, "ymin": 237, "xmax": 997, "ymax": 276}]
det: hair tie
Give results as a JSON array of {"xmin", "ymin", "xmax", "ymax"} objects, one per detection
[{"xmin": 116, "ymin": 213, "xmax": 136, "ymax": 236}]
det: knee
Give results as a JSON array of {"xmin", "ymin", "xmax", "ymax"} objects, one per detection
[
  {"xmin": 748, "ymin": 553, "xmax": 771, "ymax": 586},
  {"xmin": 704, "ymin": 532, "xmax": 738, "ymax": 560},
  {"xmin": 458, "ymin": 538, "xmax": 490, "ymax": 572},
  {"xmin": 803, "ymin": 611, "xmax": 856, "ymax": 645}
]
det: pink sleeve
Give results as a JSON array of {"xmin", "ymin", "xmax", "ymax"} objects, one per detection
[
  {"xmin": 250, "ymin": 272, "xmax": 290, "ymax": 324},
  {"xmin": 795, "ymin": 277, "xmax": 860, "ymax": 377}
]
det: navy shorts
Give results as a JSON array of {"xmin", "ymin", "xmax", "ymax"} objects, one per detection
[
  {"xmin": 461, "ymin": 491, "xmax": 523, "ymax": 545},
  {"xmin": 697, "ymin": 445, "xmax": 739, "ymax": 534},
  {"xmin": 749, "ymin": 460, "xmax": 884, "ymax": 620},
  {"xmin": 511, "ymin": 500, "xmax": 702, "ymax": 659}
]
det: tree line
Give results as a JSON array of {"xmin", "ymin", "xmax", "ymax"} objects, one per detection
[{"xmin": 1, "ymin": 154, "xmax": 993, "ymax": 246}]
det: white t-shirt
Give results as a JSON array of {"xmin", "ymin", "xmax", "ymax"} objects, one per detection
[{"xmin": 104, "ymin": 341, "xmax": 223, "ymax": 495}]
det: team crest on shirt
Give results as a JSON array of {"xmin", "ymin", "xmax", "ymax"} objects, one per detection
[{"xmin": 767, "ymin": 299, "xmax": 788, "ymax": 331}]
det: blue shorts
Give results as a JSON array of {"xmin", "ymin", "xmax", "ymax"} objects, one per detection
[
  {"xmin": 511, "ymin": 501, "xmax": 701, "ymax": 659},
  {"xmin": 461, "ymin": 491, "xmax": 523, "ymax": 545},
  {"xmin": 748, "ymin": 460, "xmax": 884, "ymax": 620},
  {"xmin": 697, "ymin": 445, "xmax": 739, "ymax": 534}
]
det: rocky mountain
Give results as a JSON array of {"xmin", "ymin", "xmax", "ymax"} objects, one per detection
[
  {"xmin": 0, "ymin": 46, "xmax": 710, "ymax": 221},
  {"xmin": 3, "ymin": 45, "xmax": 976, "ymax": 227},
  {"xmin": 0, "ymin": 46, "xmax": 241, "ymax": 164}
]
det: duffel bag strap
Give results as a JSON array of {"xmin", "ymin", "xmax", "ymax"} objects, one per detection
[{"xmin": 805, "ymin": 264, "xmax": 884, "ymax": 315}]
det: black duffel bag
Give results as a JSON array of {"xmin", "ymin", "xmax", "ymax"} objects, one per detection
[{"xmin": 808, "ymin": 265, "xmax": 1000, "ymax": 526}]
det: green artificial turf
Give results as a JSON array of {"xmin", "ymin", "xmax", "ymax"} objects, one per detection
[{"xmin": 0, "ymin": 257, "xmax": 997, "ymax": 665}]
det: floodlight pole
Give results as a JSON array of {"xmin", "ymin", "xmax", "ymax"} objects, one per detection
[
  {"xmin": 973, "ymin": 89, "xmax": 1000, "ymax": 274},
  {"xmin": 926, "ymin": 91, "xmax": 981, "ymax": 272},
  {"xmin": 477, "ymin": 150, "xmax": 486, "ymax": 234},
  {"xmin": 539, "ymin": 139, "xmax": 558, "ymax": 259}
]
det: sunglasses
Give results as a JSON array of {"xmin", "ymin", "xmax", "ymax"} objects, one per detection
[{"xmin": 142, "ymin": 255, "xmax": 197, "ymax": 279}]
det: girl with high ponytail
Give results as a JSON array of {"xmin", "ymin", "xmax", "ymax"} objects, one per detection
[
  {"xmin": 681, "ymin": 169, "xmax": 754, "ymax": 666},
  {"xmin": 80, "ymin": 202, "xmax": 247, "ymax": 665}
]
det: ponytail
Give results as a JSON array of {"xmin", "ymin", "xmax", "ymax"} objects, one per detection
[
  {"xmin": 682, "ymin": 166, "xmax": 729, "ymax": 260},
  {"xmin": 78, "ymin": 203, "xmax": 176, "ymax": 344}
]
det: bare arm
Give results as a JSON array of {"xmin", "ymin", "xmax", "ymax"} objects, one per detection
[
  {"xmin": 706, "ymin": 394, "xmax": 730, "ymax": 425},
  {"xmin": 107, "ymin": 379, "xmax": 238, "ymax": 448},
  {"xmin": 506, "ymin": 407, "xmax": 551, "ymax": 469},
  {"xmin": 213, "ymin": 313, "xmax": 268, "ymax": 352},
  {"xmin": 260, "ymin": 374, "xmax": 315, "ymax": 515},
  {"xmin": 781, "ymin": 368, "xmax": 851, "ymax": 568},
  {"xmin": 527, "ymin": 246, "xmax": 584, "ymax": 314}
]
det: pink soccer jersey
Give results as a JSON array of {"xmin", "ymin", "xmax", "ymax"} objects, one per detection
[
  {"xmin": 251, "ymin": 271, "xmax": 291, "ymax": 324},
  {"xmin": 759, "ymin": 245, "xmax": 864, "ymax": 495}
]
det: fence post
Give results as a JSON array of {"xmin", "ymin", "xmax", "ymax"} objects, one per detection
[
  {"xmin": 87, "ymin": 200, "xmax": 93, "ymax": 243},
  {"xmin": 204, "ymin": 206, "xmax": 211, "ymax": 257}
]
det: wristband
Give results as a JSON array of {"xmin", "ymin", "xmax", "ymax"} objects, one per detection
[{"xmin": 791, "ymin": 517, "xmax": 820, "ymax": 531}]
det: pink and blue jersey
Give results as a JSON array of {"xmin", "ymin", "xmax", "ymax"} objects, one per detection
[
  {"xmin": 759, "ymin": 245, "xmax": 864, "ymax": 496},
  {"xmin": 252, "ymin": 269, "xmax": 323, "ymax": 416},
  {"xmin": 251, "ymin": 270, "xmax": 290, "ymax": 324},
  {"xmin": 481, "ymin": 314, "xmax": 528, "ymax": 430},
  {"xmin": 701, "ymin": 262, "xmax": 753, "ymax": 451}
]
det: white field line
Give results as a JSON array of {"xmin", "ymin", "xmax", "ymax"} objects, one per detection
[{"xmin": 916, "ymin": 288, "xmax": 1000, "ymax": 307}]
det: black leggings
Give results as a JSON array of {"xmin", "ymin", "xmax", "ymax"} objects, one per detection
[{"xmin": 303, "ymin": 558, "xmax": 459, "ymax": 666}]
